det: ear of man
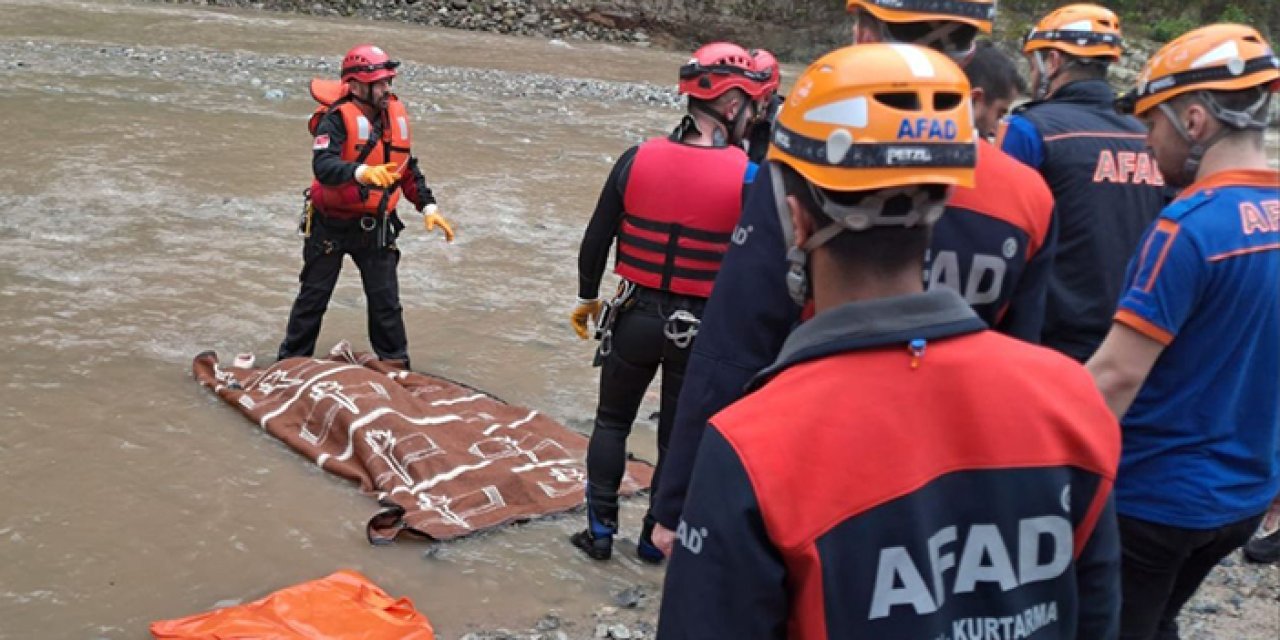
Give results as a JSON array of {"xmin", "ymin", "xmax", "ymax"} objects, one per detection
[{"xmin": 787, "ymin": 194, "xmax": 814, "ymax": 250}]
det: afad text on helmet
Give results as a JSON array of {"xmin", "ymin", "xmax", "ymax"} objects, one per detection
[{"xmin": 898, "ymin": 118, "xmax": 960, "ymax": 141}]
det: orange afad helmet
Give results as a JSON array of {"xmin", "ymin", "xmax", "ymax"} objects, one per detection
[
  {"xmin": 1023, "ymin": 3, "xmax": 1123, "ymax": 61},
  {"xmin": 767, "ymin": 43, "xmax": 977, "ymax": 195},
  {"xmin": 846, "ymin": 0, "xmax": 995, "ymax": 34},
  {"xmin": 1122, "ymin": 23, "xmax": 1280, "ymax": 117}
]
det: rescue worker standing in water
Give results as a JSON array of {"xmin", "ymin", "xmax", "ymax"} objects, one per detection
[
  {"xmin": 745, "ymin": 48, "xmax": 782, "ymax": 165},
  {"xmin": 278, "ymin": 44, "xmax": 454, "ymax": 369},
  {"xmin": 568, "ymin": 42, "xmax": 771, "ymax": 563}
]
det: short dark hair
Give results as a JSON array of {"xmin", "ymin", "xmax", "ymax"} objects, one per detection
[
  {"xmin": 1170, "ymin": 89, "xmax": 1268, "ymax": 145},
  {"xmin": 965, "ymin": 40, "xmax": 1026, "ymax": 100},
  {"xmin": 1206, "ymin": 86, "xmax": 1272, "ymax": 115},
  {"xmin": 856, "ymin": 9, "xmax": 979, "ymax": 59},
  {"xmin": 1061, "ymin": 53, "xmax": 1109, "ymax": 81},
  {"xmin": 779, "ymin": 164, "xmax": 933, "ymax": 277},
  {"xmin": 688, "ymin": 88, "xmax": 749, "ymax": 113}
]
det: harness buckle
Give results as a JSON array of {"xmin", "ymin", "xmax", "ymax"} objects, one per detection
[{"xmin": 359, "ymin": 215, "xmax": 378, "ymax": 232}]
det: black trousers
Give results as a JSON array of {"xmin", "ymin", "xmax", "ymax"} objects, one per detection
[
  {"xmin": 1119, "ymin": 512, "xmax": 1264, "ymax": 640},
  {"xmin": 278, "ymin": 213, "xmax": 408, "ymax": 365},
  {"xmin": 585, "ymin": 288, "xmax": 704, "ymax": 529}
]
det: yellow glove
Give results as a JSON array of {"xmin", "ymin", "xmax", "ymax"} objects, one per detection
[
  {"xmin": 355, "ymin": 162, "xmax": 400, "ymax": 188},
  {"xmin": 422, "ymin": 204, "xmax": 455, "ymax": 243},
  {"xmin": 570, "ymin": 298, "xmax": 602, "ymax": 340}
]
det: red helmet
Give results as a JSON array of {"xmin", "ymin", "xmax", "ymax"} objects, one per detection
[
  {"xmin": 751, "ymin": 48, "xmax": 781, "ymax": 96},
  {"xmin": 341, "ymin": 44, "xmax": 399, "ymax": 84},
  {"xmin": 679, "ymin": 42, "xmax": 772, "ymax": 100}
]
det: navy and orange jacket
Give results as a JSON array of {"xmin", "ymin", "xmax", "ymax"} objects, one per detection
[
  {"xmin": 1002, "ymin": 80, "xmax": 1167, "ymax": 361},
  {"xmin": 651, "ymin": 141, "xmax": 1056, "ymax": 531},
  {"xmin": 928, "ymin": 141, "xmax": 1056, "ymax": 337},
  {"xmin": 657, "ymin": 289, "xmax": 1122, "ymax": 639}
]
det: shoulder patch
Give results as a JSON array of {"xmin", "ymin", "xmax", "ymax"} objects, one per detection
[{"xmin": 312, "ymin": 134, "xmax": 331, "ymax": 150}]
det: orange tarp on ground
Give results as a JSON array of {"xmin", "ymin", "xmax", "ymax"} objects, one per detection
[
  {"xmin": 151, "ymin": 570, "xmax": 434, "ymax": 639},
  {"xmin": 192, "ymin": 342, "xmax": 651, "ymax": 543}
]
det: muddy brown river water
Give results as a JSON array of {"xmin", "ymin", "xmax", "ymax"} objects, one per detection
[
  {"xmin": 1, "ymin": 1, "xmax": 1278, "ymax": 639},
  {"xmin": 0, "ymin": 0, "xmax": 699, "ymax": 637}
]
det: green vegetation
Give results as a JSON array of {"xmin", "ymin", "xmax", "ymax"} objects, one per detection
[
  {"xmin": 1149, "ymin": 15, "xmax": 1200, "ymax": 42},
  {"xmin": 1000, "ymin": 0, "xmax": 1276, "ymax": 43}
]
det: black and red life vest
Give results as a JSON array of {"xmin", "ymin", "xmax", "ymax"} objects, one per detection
[{"xmin": 615, "ymin": 138, "xmax": 747, "ymax": 298}]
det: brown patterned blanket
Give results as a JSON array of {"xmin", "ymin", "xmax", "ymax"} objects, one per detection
[{"xmin": 192, "ymin": 342, "xmax": 651, "ymax": 543}]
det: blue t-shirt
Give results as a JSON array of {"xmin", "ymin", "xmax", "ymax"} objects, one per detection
[
  {"xmin": 999, "ymin": 114, "xmax": 1046, "ymax": 170},
  {"xmin": 1114, "ymin": 169, "xmax": 1280, "ymax": 529}
]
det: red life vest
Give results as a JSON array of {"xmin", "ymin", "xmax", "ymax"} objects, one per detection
[
  {"xmin": 615, "ymin": 138, "xmax": 747, "ymax": 298},
  {"xmin": 307, "ymin": 79, "xmax": 412, "ymax": 219}
]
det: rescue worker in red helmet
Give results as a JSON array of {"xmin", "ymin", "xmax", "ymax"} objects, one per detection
[
  {"xmin": 745, "ymin": 48, "xmax": 782, "ymax": 165},
  {"xmin": 568, "ymin": 41, "xmax": 770, "ymax": 563},
  {"xmin": 278, "ymin": 44, "xmax": 454, "ymax": 370}
]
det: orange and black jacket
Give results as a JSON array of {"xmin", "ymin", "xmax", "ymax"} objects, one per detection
[
  {"xmin": 927, "ymin": 141, "xmax": 1056, "ymax": 338},
  {"xmin": 657, "ymin": 289, "xmax": 1121, "ymax": 639},
  {"xmin": 310, "ymin": 98, "xmax": 435, "ymax": 219}
]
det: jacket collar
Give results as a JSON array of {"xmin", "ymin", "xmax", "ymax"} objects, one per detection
[
  {"xmin": 1049, "ymin": 79, "xmax": 1117, "ymax": 106},
  {"xmin": 750, "ymin": 288, "xmax": 986, "ymax": 390}
]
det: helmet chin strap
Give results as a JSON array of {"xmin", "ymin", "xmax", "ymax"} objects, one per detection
[
  {"xmin": 689, "ymin": 100, "xmax": 753, "ymax": 147},
  {"xmin": 1034, "ymin": 51, "xmax": 1109, "ymax": 100},
  {"xmin": 770, "ymin": 163, "xmax": 847, "ymax": 306},
  {"xmin": 1032, "ymin": 51, "xmax": 1058, "ymax": 100},
  {"xmin": 350, "ymin": 82, "xmax": 384, "ymax": 111},
  {"xmin": 869, "ymin": 19, "xmax": 975, "ymax": 63},
  {"xmin": 918, "ymin": 22, "xmax": 976, "ymax": 62},
  {"xmin": 1157, "ymin": 98, "xmax": 1235, "ymax": 181}
]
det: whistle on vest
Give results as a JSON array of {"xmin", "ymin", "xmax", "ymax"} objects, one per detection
[{"xmin": 908, "ymin": 338, "xmax": 927, "ymax": 370}]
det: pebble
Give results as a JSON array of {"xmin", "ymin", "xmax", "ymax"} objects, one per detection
[{"xmin": 534, "ymin": 614, "xmax": 560, "ymax": 631}]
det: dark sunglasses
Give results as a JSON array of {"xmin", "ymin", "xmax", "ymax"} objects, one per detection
[
  {"xmin": 679, "ymin": 61, "xmax": 773, "ymax": 84},
  {"xmin": 342, "ymin": 59, "xmax": 401, "ymax": 76}
]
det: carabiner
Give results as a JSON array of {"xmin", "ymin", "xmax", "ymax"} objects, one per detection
[{"xmin": 663, "ymin": 310, "xmax": 701, "ymax": 349}]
